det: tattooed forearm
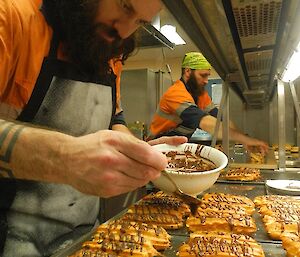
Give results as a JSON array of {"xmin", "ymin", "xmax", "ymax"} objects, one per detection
[{"xmin": 0, "ymin": 121, "xmax": 24, "ymax": 179}]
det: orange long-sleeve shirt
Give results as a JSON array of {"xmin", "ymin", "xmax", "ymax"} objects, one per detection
[
  {"xmin": 0, "ymin": 0, "xmax": 123, "ymax": 119},
  {"xmin": 149, "ymin": 79, "xmax": 216, "ymax": 138}
]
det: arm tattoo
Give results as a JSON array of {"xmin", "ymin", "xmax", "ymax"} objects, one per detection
[{"xmin": 0, "ymin": 121, "xmax": 24, "ymax": 179}]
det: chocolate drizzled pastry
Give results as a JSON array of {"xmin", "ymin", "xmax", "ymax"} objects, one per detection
[
  {"xmin": 254, "ymin": 195, "xmax": 300, "ymax": 240},
  {"xmin": 141, "ymin": 191, "xmax": 191, "ymax": 216},
  {"xmin": 164, "ymin": 150, "xmax": 216, "ymax": 172},
  {"xmin": 186, "ymin": 193, "xmax": 256, "ymax": 234},
  {"xmin": 250, "ymin": 152, "xmax": 265, "ymax": 164},
  {"xmin": 220, "ymin": 168, "xmax": 261, "ymax": 181},
  {"xmin": 196, "ymin": 201, "xmax": 255, "ymax": 215},
  {"xmin": 186, "ymin": 211, "xmax": 257, "ymax": 235},
  {"xmin": 178, "ymin": 231, "xmax": 265, "ymax": 257},
  {"xmin": 70, "ymin": 248, "xmax": 118, "ymax": 257},
  {"xmin": 262, "ymin": 215, "xmax": 300, "ymax": 240},
  {"xmin": 201, "ymin": 193, "xmax": 255, "ymax": 209},
  {"xmin": 281, "ymin": 232, "xmax": 300, "ymax": 257},
  {"xmin": 122, "ymin": 212, "xmax": 183, "ymax": 230},
  {"xmin": 81, "ymin": 238, "xmax": 161, "ymax": 257},
  {"xmin": 254, "ymin": 195, "xmax": 300, "ymax": 207},
  {"xmin": 96, "ymin": 220, "xmax": 171, "ymax": 250},
  {"xmin": 121, "ymin": 191, "xmax": 192, "ymax": 230},
  {"xmin": 258, "ymin": 202, "xmax": 300, "ymax": 217},
  {"xmin": 69, "ymin": 219, "xmax": 171, "ymax": 257}
]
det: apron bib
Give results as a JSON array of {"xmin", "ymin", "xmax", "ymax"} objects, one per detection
[{"xmin": 0, "ymin": 33, "xmax": 116, "ymax": 257}]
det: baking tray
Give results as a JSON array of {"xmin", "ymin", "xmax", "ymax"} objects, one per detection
[
  {"xmin": 217, "ymin": 169, "xmax": 300, "ymax": 185},
  {"xmin": 51, "ymin": 231, "xmax": 286, "ymax": 257},
  {"xmin": 131, "ymin": 236, "xmax": 286, "ymax": 257},
  {"xmin": 229, "ymin": 149, "xmax": 277, "ymax": 170},
  {"xmin": 52, "ymin": 183, "xmax": 287, "ymax": 256}
]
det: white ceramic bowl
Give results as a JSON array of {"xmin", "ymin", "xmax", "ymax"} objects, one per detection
[{"xmin": 152, "ymin": 143, "xmax": 228, "ymax": 196}]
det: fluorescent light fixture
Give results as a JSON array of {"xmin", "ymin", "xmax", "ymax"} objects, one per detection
[
  {"xmin": 282, "ymin": 41, "xmax": 300, "ymax": 82},
  {"xmin": 160, "ymin": 25, "xmax": 186, "ymax": 46}
]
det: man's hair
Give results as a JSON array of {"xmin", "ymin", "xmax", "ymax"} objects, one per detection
[
  {"xmin": 42, "ymin": 0, "xmax": 135, "ymax": 76},
  {"xmin": 181, "ymin": 68, "xmax": 196, "ymax": 76}
]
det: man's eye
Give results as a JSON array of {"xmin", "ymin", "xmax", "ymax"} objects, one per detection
[
  {"xmin": 120, "ymin": 0, "xmax": 133, "ymax": 14},
  {"xmin": 138, "ymin": 20, "xmax": 150, "ymax": 26}
]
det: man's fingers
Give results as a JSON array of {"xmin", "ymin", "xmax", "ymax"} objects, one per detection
[
  {"xmin": 113, "ymin": 135, "xmax": 167, "ymax": 171},
  {"xmin": 111, "ymin": 151, "xmax": 162, "ymax": 181},
  {"xmin": 148, "ymin": 136, "xmax": 188, "ymax": 146},
  {"xmin": 96, "ymin": 171, "xmax": 151, "ymax": 198}
]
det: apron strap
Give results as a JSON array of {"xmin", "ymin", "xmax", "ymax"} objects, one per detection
[
  {"xmin": 17, "ymin": 32, "xmax": 61, "ymax": 122},
  {"xmin": 48, "ymin": 31, "xmax": 60, "ymax": 59}
]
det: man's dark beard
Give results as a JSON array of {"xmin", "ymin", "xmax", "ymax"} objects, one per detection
[
  {"xmin": 185, "ymin": 72, "xmax": 205, "ymax": 105},
  {"xmin": 42, "ymin": 0, "xmax": 135, "ymax": 77}
]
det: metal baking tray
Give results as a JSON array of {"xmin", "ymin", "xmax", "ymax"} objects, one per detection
[
  {"xmin": 52, "ymin": 183, "xmax": 287, "ymax": 256},
  {"xmin": 52, "ymin": 231, "xmax": 286, "ymax": 257},
  {"xmin": 217, "ymin": 169, "xmax": 300, "ymax": 185}
]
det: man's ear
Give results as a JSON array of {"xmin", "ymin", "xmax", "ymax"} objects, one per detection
[{"xmin": 184, "ymin": 68, "xmax": 192, "ymax": 79}]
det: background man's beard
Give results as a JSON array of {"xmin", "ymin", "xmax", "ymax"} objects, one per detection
[{"xmin": 186, "ymin": 74, "xmax": 205, "ymax": 104}]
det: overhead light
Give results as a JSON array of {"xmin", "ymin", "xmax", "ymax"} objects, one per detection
[
  {"xmin": 160, "ymin": 25, "xmax": 186, "ymax": 46},
  {"xmin": 282, "ymin": 41, "xmax": 300, "ymax": 82}
]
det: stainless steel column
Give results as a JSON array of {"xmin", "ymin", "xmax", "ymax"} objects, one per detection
[
  {"xmin": 277, "ymin": 79, "xmax": 286, "ymax": 171},
  {"xmin": 211, "ymin": 80, "xmax": 226, "ymax": 147},
  {"xmin": 290, "ymin": 81, "xmax": 300, "ymax": 147},
  {"xmin": 222, "ymin": 82, "xmax": 230, "ymax": 157},
  {"xmin": 269, "ymin": 99, "xmax": 274, "ymax": 145}
]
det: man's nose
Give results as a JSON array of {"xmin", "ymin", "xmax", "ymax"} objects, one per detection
[{"xmin": 114, "ymin": 18, "xmax": 139, "ymax": 39}]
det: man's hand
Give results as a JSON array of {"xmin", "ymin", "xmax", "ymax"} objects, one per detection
[
  {"xmin": 61, "ymin": 130, "xmax": 168, "ymax": 197},
  {"xmin": 147, "ymin": 136, "xmax": 188, "ymax": 146},
  {"xmin": 243, "ymin": 137, "xmax": 269, "ymax": 155}
]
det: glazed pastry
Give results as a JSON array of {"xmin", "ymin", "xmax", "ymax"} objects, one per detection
[
  {"xmin": 70, "ymin": 248, "xmax": 119, "ymax": 257},
  {"xmin": 141, "ymin": 191, "xmax": 191, "ymax": 216},
  {"xmin": 254, "ymin": 195, "xmax": 299, "ymax": 207},
  {"xmin": 70, "ymin": 234, "xmax": 160, "ymax": 257},
  {"xmin": 201, "ymin": 193, "xmax": 255, "ymax": 209},
  {"xmin": 96, "ymin": 220, "xmax": 171, "ymax": 250},
  {"xmin": 177, "ymin": 231, "xmax": 265, "ymax": 257},
  {"xmin": 285, "ymin": 144, "xmax": 292, "ymax": 151},
  {"xmin": 127, "ymin": 204, "xmax": 184, "ymax": 219},
  {"xmin": 250, "ymin": 152, "xmax": 265, "ymax": 164},
  {"xmin": 81, "ymin": 239, "xmax": 161, "ymax": 257},
  {"xmin": 220, "ymin": 168, "xmax": 261, "ymax": 181},
  {"xmin": 186, "ymin": 211, "xmax": 257, "ymax": 235},
  {"xmin": 69, "ymin": 219, "xmax": 171, "ymax": 257},
  {"xmin": 254, "ymin": 195, "xmax": 300, "ymax": 240},
  {"xmin": 122, "ymin": 191, "xmax": 192, "ymax": 229},
  {"xmin": 281, "ymin": 233, "xmax": 300, "ymax": 257},
  {"xmin": 291, "ymin": 146, "xmax": 299, "ymax": 153},
  {"xmin": 262, "ymin": 215, "xmax": 300, "ymax": 240},
  {"xmin": 122, "ymin": 211, "xmax": 183, "ymax": 229},
  {"xmin": 196, "ymin": 200, "xmax": 255, "ymax": 215},
  {"xmin": 258, "ymin": 202, "xmax": 300, "ymax": 217},
  {"xmin": 190, "ymin": 231, "xmax": 257, "ymax": 242}
]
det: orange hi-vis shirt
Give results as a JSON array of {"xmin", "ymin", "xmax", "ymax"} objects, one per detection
[
  {"xmin": 149, "ymin": 79, "xmax": 217, "ymax": 139},
  {"xmin": 0, "ymin": 0, "xmax": 123, "ymax": 120}
]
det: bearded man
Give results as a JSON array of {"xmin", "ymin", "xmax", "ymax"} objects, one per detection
[
  {"xmin": 149, "ymin": 52, "xmax": 268, "ymax": 153},
  {"xmin": 0, "ymin": 0, "xmax": 188, "ymax": 256}
]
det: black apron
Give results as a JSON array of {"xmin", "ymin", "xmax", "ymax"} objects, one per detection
[{"xmin": 0, "ymin": 33, "xmax": 116, "ymax": 257}]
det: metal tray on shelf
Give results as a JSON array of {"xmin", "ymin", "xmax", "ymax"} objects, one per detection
[
  {"xmin": 52, "ymin": 233, "xmax": 286, "ymax": 257},
  {"xmin": 217, "ymin": 169, "xmax": 300, "ymax": 185}
]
